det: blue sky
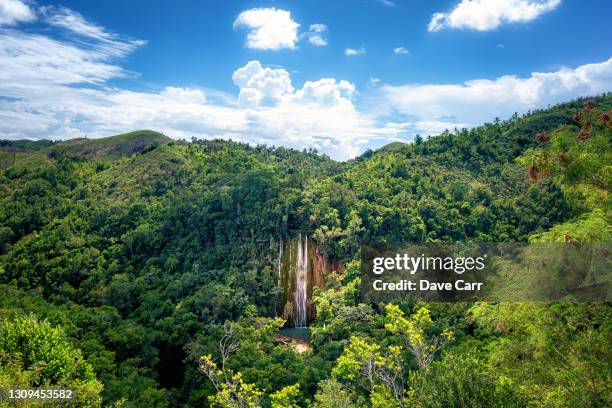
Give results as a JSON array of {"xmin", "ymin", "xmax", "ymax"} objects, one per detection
[{"xmin": 1, "ymin": 0, "xmax": 611, "ymax": 159}]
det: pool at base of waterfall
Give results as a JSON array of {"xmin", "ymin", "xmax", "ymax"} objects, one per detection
[{"xmin": 278, "ymin": 327, "xmax": 309, "ymax": 342}]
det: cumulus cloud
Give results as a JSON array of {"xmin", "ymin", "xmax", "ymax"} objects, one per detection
[
  {"xmin": 231, "ymin": 61, "xmax": 356, "ymax": 109},
  {"xmin": 233, "ymin": 8, "xmax": 299, "ymax": 50},
  {"xmin": 232, "ymin": 60, "xmax": 293, "ymax": 106},
  {"xmin": 345, "ymin": 46, "xmax": 366, "ymax": 56},
  {"xmin": 428, "ymin": 0, "xmax": 561, "ymax": 32},
  {"xmin": 378, "ymin": 58, "xmax": 612, "ymax": 126},
  {"xmin": 0, "ymin": 0, "xmax": 35, "ymax": 26},
  {"xmin": 393, "ymin": 46, "xmax": 409, "ymax": 55},
  {"xmin": 306, "ymin": 23, "xmax": 328, "ymax": 46},
  {"xmin": 294, "ymin": 78, "xmax": 355, "ymax": 107}
]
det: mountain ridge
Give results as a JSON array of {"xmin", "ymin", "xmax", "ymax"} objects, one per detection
[{"xmin": 44, "ymin": 130, "xmax": 173, "ymax": 160}]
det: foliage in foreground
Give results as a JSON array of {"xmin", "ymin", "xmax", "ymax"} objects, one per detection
[{"xmin": 0, "ymin": 315, "xmax": 103, "ymax": 407}]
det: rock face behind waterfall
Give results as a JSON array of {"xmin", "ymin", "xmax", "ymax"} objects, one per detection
[{"xmin": 278, "ymin": 233, "xmax": 343, "ymax": 327}]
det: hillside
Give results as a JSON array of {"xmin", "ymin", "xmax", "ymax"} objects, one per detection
[
  {"xmin": 0, "ymin": 139, "xmax": 58, "ymax": 153},
  {"xmin": 0, "ymin": 96, "xmax": 610, "ymax": 407},
  {"xmin": 44, "ymin": 130, "xmax": 173, "ymax": 160}
]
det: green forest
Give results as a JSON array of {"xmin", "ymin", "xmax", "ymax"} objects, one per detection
[{"xmin": 0, "ymin": 95, "xmax": 610, "ymax": 407}]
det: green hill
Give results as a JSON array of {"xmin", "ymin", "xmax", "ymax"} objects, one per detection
[
  {"xmin": 44, "ymin": 130, "xmax": 173, "ymax": 160},
  {"xmin": 0, "ymin": 139, "xmax": 58, "ymax": 153},
  {"xmin": 375, "ymin": 141, "xmax": 407, "ymax": 154}
]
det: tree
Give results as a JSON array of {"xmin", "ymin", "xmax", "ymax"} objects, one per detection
[
  {"xmin": 384, "ymin": 304, "xmax": 452, "ymax": 370},
  {"xmin": 313, "ymin": 378, "xmax": 357, "ymax": 408},
  {"xmin": 0, "ymin": 315, "xmax": 103, "ymax": 407},
  {"xmin": 333, "ymin": 337, "xmax": 410, "ymax": 407},
  {"xmin": 200, "ymin": 355, "xmax": 262, "ymax": 408},
  {"xmin": 469, "ymin": 302, "xmax": 611, "ymax": 406},
  {"xmin": 270, "ymin": 383, "xmax": 300, "ymax": 408},
  {"xmin": 199, "ymin": 324, "xmax": 263, "ymax": 408},
  {"xmin": 413, "ymin": 352, "xmax": 527, "ymax": 407}
]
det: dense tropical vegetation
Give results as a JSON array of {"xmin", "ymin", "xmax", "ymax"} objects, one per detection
[{"xmin": 0, "ymin": 96, "xmax": 610, "ymax": 407}]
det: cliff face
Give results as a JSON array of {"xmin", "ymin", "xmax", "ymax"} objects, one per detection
[{"xmin": 278, "ymin": 233, "xmax": 343, "ymax": 327}]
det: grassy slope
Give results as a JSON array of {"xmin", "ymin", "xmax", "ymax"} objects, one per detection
[{"xmin": 44, "ymin": 130, "xmax": 173, "ymax": 161}]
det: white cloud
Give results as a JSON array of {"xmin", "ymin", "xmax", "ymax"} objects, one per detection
[
  {"xmin": 0, "ymin": 0, "xmax": 35, "ymax": 26},
  {"xmin": 378, "ymin": 58, "xmax": 612, "ymax": 127},
  {"xmin": 428, "ymin": 0, "xmax": 561, "ymax": 32},
  {"xmin": 41, "ymin": 6, "xmax": 145, "ymax": 57},
  {"xmin": 375, "ymin": 0, "xmax": 396, "ymax": 7},
  {"xmin": 233, "ymin": 8, "xmax": 299, "ymax": 50},
  {"xmin": 306, "ymin": 23, "xmax": 328, "ymax": 46},
  {"xmin": 160, "ymin": 87, "xmax": 206, "ymax": 104},
  {"xmin": 345, "ymin": 46, "xmax": 366, "ymax": 56},
  {"xmin": 393, "ymin": 46, "xmax": 409, "ymax": 55},
  {"xmin": 44, "ymin": 6, "xmax": 117, "ymax": 42},
  {"xmin": 294, "ymin": 78, "xmax": 355, "ymax": 107},
  {"xmin": 232, "ymin": 60, "xmax": 293, "ymax": 106},
  {"xmin": 0, "ymin": 29, "xmax": 131, "ymax": 86}
]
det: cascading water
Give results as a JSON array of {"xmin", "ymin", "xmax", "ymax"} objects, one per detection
[
  {"xmin": 277, "ymin": 235, "xmax": 283, "ymax": 282},
  {"xmin": 279, "ymin": 233, "xmax": 341, "ymax": 327},
  {"xmin": 294, "ymin": 233, "xmax": 308, "ymax": 327}
]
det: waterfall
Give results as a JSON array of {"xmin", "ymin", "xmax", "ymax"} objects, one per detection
[
  {"xmin": 294, "ymin": 233, "xmax": 308, "ymax": 327},
  {"xmin": 277, "ymin": 236, "xmax": 283, "ymax": 284},
  {"xmin": 279, "ymin": 232, "xmax": 337, "ymax": 327}
]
